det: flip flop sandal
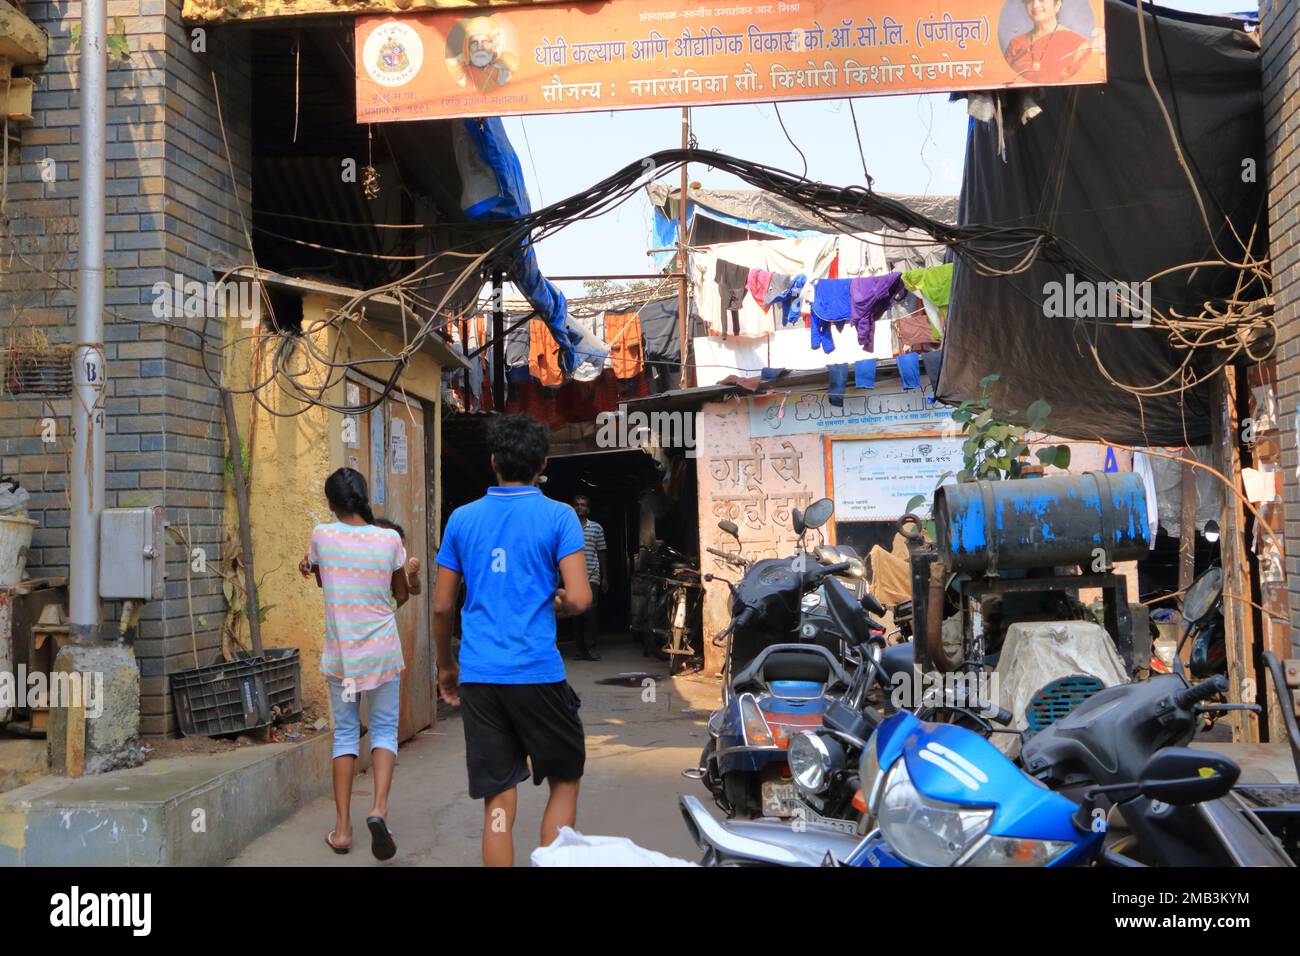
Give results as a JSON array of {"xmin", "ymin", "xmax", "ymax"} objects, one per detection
[
  {"xmin": 366, "ymin": 816, "xmax": 397, "ymax": 861},
  {"xmin": 326, "ymin": 830, "xmax": 350, "ymax": 855}
]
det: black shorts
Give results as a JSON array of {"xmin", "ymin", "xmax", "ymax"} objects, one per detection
[{"xmin": 459, "ymin": 681, "xmax": 586, "ymax": 800}]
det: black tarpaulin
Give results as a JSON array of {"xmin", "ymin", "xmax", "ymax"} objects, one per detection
[{"xmin": 942, "ymin": 0, "xmax": 1265, "ymax": 445}]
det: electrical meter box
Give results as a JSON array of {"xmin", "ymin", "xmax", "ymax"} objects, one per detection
[{"xmin": 99, "ymin": 506, "xmax": 168, "ymax": 600}]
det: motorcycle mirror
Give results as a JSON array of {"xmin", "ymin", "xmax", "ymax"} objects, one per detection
[
  {"xmin": 718, "ymin": 520, "xmax": 741, "ymax": 542},
  {"xmin": 1182, "ymin": 566, "xmax": 1223, "ymax": 625},
  {"xmin": 792, "ymin": 508, "xmax": 806, "ymax": 535},
  {"xmin": 1137, "ymin": 747, "xmax": 1239, "ymax": 806},
  {"xmin": 803, "ymin": 498, "xmax": 834, "ymax": 530},
  {"xmin": 1203, "ymin": 520, "xmax": 1220, "ymax": 544}
]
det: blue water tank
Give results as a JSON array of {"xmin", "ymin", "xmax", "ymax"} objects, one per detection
[{"xmin": 932, "ymin": 471, "xmax": 1151, "ymax": 574}]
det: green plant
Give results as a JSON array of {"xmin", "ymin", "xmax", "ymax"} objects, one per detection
[
  {"xmin": 223, "ymin": 436, "xmax": 250, "ymax": 483},
  {"xmin": 902, "ymin": 374, "xmax": 1072, "ymax": 523},
  {"xmin": 948, "ymin": 374, "xmax": 1070, "ymax": 481},
  {"xmin": 70, "ymin": 19, "xmax": 131, "ymax": 63}
]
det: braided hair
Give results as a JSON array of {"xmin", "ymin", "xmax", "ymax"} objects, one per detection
[{"xmin": 324, "ymin": 467, "xmax": 376, "ymax": 525}]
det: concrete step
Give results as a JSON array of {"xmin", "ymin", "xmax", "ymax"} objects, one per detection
[{"xmin": 0, "ymin": 733, "xmax": 330, "ymax": 866}]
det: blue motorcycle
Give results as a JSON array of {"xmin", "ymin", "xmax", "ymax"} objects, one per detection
[
  {"xmin": 681, "ymin": 672, "xmax": 1292, "ymax": 866},
  {"xmin": 845, "ymin": 709, "xmax": 1103, "ymax": 866}
]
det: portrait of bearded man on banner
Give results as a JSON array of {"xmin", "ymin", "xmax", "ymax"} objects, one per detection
[{"xmin": 445, "ymin": 16, "xmax": 519, "ymax": 92}]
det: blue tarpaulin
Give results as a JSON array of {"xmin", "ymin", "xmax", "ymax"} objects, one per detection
[
  {"xmin": 648, "ymin": 204, "xmax": 825, "ymax": 270},
  {"xmin": 460, "ymin": 118, "xmax": 607, "ymax": 376}
]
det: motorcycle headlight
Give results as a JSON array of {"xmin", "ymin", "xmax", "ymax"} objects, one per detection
[
  {"xmin": 962, "ymin": 835, "xmax": 1073, "ymax": 867},
  {"xmin": 788, "ymin": 732, "xmax": 843, "ymax": 795},
  {"xmin": 801, "ymin": 593, "xmax": 822, "ymax": 613},
  {"xmin": 877, "ymin": 759, "xmax": 993, "ymax": 866}
]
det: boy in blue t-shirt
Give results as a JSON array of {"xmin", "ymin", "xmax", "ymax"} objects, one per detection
[{"xmin": 433, "ymin": 414, "xmax": 592, "ymax": 867}]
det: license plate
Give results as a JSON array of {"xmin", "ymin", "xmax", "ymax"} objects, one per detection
[
  {"xmin": 779, "ymin": 795, "xmax": 860, "ymax": 834},
  {"xmin": 761, "ymin": 782, "xmax": 798, "ymax": 817}
]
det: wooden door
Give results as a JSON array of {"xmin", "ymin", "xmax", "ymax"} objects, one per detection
[{"xmin": 348, "ymin": 378, "xmax": 434, "ymax": 741}]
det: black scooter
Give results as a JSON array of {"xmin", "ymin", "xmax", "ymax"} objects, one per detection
[{"xmin": 685, "ymin": 498, "xmax": 884, "ymax": 819}]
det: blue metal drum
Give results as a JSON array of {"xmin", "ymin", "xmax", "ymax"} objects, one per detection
[{"xmin": 932, "ymin": 471, "xmax": 1151, "ymax": 574}]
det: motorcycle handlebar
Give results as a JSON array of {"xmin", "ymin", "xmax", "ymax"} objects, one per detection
[
  {"xmin": 733, "ymin": 606, "xmax": 757, "ymax": 631},
  {"xmin": 1173, "ymin": 675, "xmax": 1229, "ymax": 710}
]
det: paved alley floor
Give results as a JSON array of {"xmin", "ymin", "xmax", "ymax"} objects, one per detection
[{"xmin": 228, "ymin": 639, "xmax": 720, "ymax": 866}]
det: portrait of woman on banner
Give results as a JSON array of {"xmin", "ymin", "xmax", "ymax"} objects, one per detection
[{"xmin": 1000, "ymin": 0, "xmax": 1105, "ymax": 85}]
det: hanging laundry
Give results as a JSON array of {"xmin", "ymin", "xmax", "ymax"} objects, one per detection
[
  {"xmin": 921, "ymin": 349, "xmax": 943, "ymax": 397},
  {"xmin": 894, "ymin": 306, "xmax": 939, "ymax": 352},
  {"xmin": 765, "ymin": 274, "xmax": 805, "ymax": 326},
  {"xmin": 746, "ymin": 268, "xmax": 774, "ymax": 310},
  {"xmin": 827, "ymin": 363, "xmax": 850, "ymax": 407},
  {"xmin": 528, "ymin": 317, "xmax": 565, "ymax": 387},
  {"xmin": 849, "ymin": 272, "xmax": 902, "ymax": 351},
  {"xmin": 604, "ymin": 312, "xmax": 644, "ymax": 379},
  {"xmin": 474, "ymin": 315, "xmax": 493, "ymax": 411},
  {"xmin": 763, "ymin": 272, "xmax": 794, "ymax": 307},
  {"xmin": 797, "ymin": 279, "xmax": 816, "ymax": 320},
  {"xmin": 692, "ymin": 236, "xmax": 836, "ymax": 337},
  {"xmin": 837, "ymin": 233, "xmax": 891, "ymax": 278},
  {"xmin": 636, "ymin": 297, "xmax": 683, "ymax": 364},
  {"xmin": 714, "ymin": 258, "xmax": 750, "ymax": 337},
  {"xmin": 900, "ymin": 263, "xmax": 954, "ymax": 316},
  {"xmin": 811, "ymin": 277, "xmax": 853, "ymax": 324},
  {"xmin": 897, "ymin": 351, "xmax": 922, "ymax": 391},
  {"xmin": 811, "ymin": 315, "xmax": 836, "ymax": 354},
  {"xmin": 854, "ymin": 358, "xmax": 877, "ymax": 390}
]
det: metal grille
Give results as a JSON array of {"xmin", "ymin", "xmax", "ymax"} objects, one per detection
[
  {"xmin": 1024, "ymin": 675, "xmax": 1105, "ymax": 737},
  {"xmin": 1, "ymin": 347, "xmax": 74, "ymax": 396}
]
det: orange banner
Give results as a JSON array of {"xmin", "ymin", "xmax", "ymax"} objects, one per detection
[{"xmin": 356, "ymin": 0, "xmax": 1107, "ymax": 123}]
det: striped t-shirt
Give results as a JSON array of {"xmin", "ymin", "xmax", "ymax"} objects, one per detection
[
  {"xmin": 309, "ymin": 522, "xmax": 407, "ymax": 691},
  {"xmin": 582, "ymin": 519, "xmax": 606, "ymax": 584}
]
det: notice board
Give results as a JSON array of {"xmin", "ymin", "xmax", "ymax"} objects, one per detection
[{"xmin": 829, "ymin": 435, "xmax": 962, "ymax": 522}]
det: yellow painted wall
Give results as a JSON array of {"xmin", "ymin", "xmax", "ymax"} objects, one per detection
[{"xmin": 224, "ymin": 292, "xmax": 442, "ymax": 714}]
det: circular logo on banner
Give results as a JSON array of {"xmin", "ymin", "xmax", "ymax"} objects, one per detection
[{"xmin": 364, "ymin": 21, "xmax": 424, "ymax": 88}]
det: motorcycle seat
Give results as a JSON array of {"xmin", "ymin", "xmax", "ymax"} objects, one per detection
[
  {"xmin": 760, "ymin": 652, "xmax": 832, "ymax": 684},
  {"xmin": 733, "ymin": 643, "xmax": 851, "ymax": 693}
]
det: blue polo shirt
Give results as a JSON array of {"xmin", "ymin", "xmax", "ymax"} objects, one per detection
[{"xmin": 436, "ymin": 486, "xmax": 586, "ymax": 684}]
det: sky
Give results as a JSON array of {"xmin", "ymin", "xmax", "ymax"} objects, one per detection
[{"xmin": 498, "ymin": 0, "xmax": 1253, "ymax": 297}]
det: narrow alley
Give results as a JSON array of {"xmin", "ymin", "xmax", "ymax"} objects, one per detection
[{"xmin": 229, "ymin": 642, "xmax": 716, "ymax": 866}]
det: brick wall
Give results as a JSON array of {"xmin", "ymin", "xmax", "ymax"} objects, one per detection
[
  {"xmin": 0, "ymin": 2, "xmax": 252, "ymax": 734},
  {"xmin": 1262, "ymin": 0, "xmax": 1300, "ymax": 654}
]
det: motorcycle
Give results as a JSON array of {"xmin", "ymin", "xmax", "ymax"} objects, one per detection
[
  {"xmin": 681, "ymin": 669, "xmax": 1295, "ymax": 866},
  {"xmin": 631, "ymin": 542, "xmax": 701, "ymax": 668},
  {"xmin": 786, "ymin": 574, "xmax": 1008, "ymax": 833},
  {"xmin": 1177, "ymin": 565, "xmax": 1226, "ymax": 678},
  {"xmin": 685, "ymin": 498, "xmax": 885, "ymax": 819}
]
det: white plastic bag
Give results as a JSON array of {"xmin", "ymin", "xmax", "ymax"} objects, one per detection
[
  {"xmin": 992, "ymin": 620, "xmax": 1128, "ymax": 757},
  {"xmin": 530, "ymin": 827, "xmax": 697, "ymax": 867}
]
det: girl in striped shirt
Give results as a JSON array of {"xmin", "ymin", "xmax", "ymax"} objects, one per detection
[{"xmin": 299, "ymin": 467, "xmax": 408, "ymax": 860}]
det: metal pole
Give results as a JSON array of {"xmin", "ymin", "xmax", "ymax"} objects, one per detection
[
  {"xmin": 491, "ymin": 269, "xmax": 505, "ymax": 411},
  {"xmin": 70, "ymin": 0, "xmax": 108, "ymax": 641},
  {"xmin": 677, "ymin": 107, "xmax": 690, "ymax": 389}
]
